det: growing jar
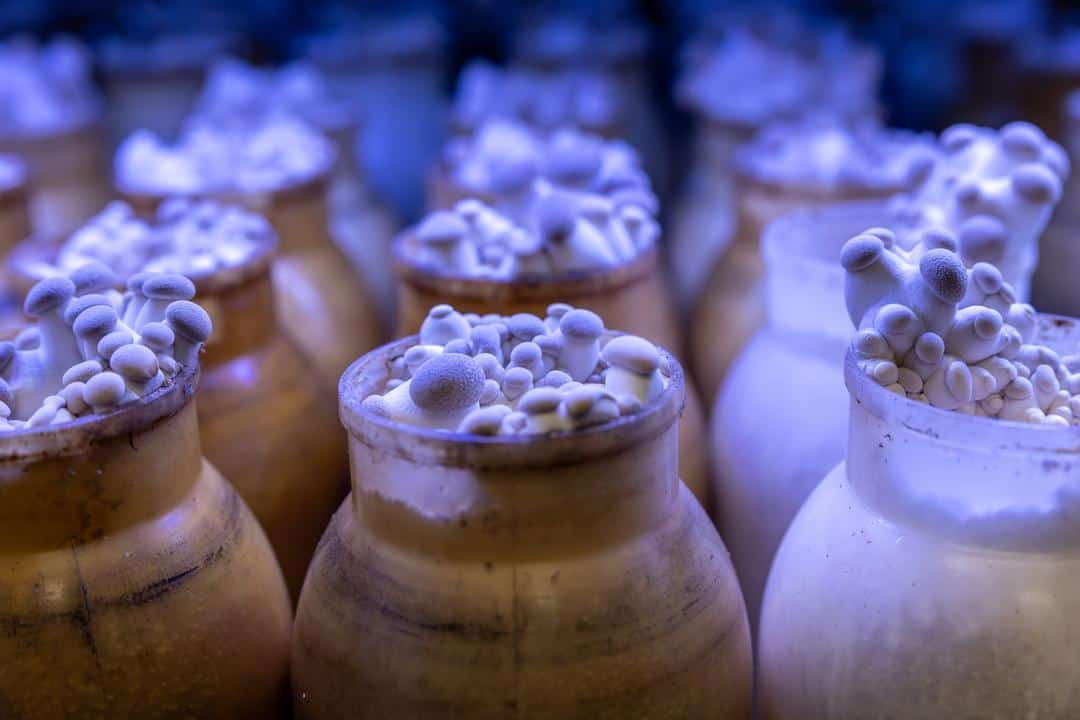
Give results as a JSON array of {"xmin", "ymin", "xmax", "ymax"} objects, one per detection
[
  {"xmin": 5, "ymin": 214, "xmax": 350, "ymax": 601},
  {"xmin": 120, "ymin": 170, "xmax": 383, "ymax": 396},
  {"xmin": 758, "ymin": 316, "xmax": 1080, "ymax": 718},
  {"xmin": 393, "ymin": 241, "xmax": 711, "ymax": 508},
  {"xmin": 689, "ymin": 125, "xmax": 922, "ymax": 404},
  {"xmin": 292, "ymin": 335, "xmax": 752, "ymax": 719},
  {"xmin": 711, "ymin": 201, "xmax": 887, "ymax": 634},
  {"xmin": 0, "ymin": 367, "xmax": 292, "ymax": 718},
  {"xmin": 0, "ymin": 156, "xmax": 30, "ymax": 328}
]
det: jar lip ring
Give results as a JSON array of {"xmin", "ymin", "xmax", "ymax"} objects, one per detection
[
  {"xmin": 844, "ymin": 316, "xmax": 1080, "ymax": 452},
  {"xmin": 0, "ymin": 365, "xmax": 199, "ymax": 463},
  {"xmin": 339, "ymin": 333, "xmax": 684, "ymax": 468}
]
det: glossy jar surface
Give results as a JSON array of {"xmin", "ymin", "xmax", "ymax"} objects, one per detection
[
  {"xmin": 711, "ymin": 203, "xmax": 887, "ymax": 634},
  {"xmin": 0, "ymin": 120, "xmax": 110, "ymax": 239},
  {"xmin": 691, "ymin": 176, "xmax": 898, "ymax": 405},
  {"xmin": 292, "ymin": 337, "xmax": 752, "ymax": 719},
  {"xmin": 759, "ymin": 320, "xmax": 1080, "ymax": 719},
  {"xmin": 0, "ymin": 370, "xmax": 292, "ymax": 718},
  {"xmin": 122, "ymin": 172, "xmax": 383, "ymax": 396},
  {"xmin": 393, "ymin": 241, "xmax": 711, "ymax": 510}
]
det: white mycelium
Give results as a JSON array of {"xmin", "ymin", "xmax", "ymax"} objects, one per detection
[
  {"xmin": 890, "ymin": 122, "xmax": 1069, "ymax": 294},
  {"xmin": 48, "ymin": 199, "xmax": 270, "ymax": 281},
  {"xmin": 451, "ymin": 60, "xmax": 623, "ymax": 136},
  {"xmin": 115, "ymin": 117, "xmax": 336, "ymax": 195},
  {"xmin": 843, "ymin": 227, "xmax": 1080, "ymax": 426},
  {"xmin": 0, "ymin": 268, "xmax": 212, "ymax": 431},
  {"xmin": 192, "ymin": 57, "xmax": 352, "ymax": 135},
  {"xmin": 362, "ymin": 304, "xmax": 670, "ymax": 435},
  {"xmin": 0, "ymin": 36, "xmax": 99, "ymax": 138}
]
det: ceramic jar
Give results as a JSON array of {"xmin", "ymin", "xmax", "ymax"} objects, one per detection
[
  {"xmin": 759, "ymin": 317, "xmax": 1080, "ymax": 718},
  {"xmin": 292, "ymin": 336, "xmax": 752, "ymax": 719},
  {"xmin": 0, "ymin": 158, "xmax": 30, "ymax": 328},
  {"xmin": 0, "ymin": 119, "xmax": 109, "ymax": 240},
  {"xmin": 393, "ymin": 241, "xmax": 711, "ymax": 509},
  {"xmin": 0, "ymin": 368, "xmax": 292, "ymax": 718},
  {"xmin": 711, "ymin": 202, "xmax": 887, "ymax": 634},
  {"xmin": 121, "ymin": 171, "xmax": 383, "ymax": 396}
]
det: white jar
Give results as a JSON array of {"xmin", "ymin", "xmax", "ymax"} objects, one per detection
[
  {"xmin": 759, "ymin": 316, "xmax": 1080, "ymax": 718},
  {"xmin": 711, "ymin": 201, "xmax": 887, "ymax": 633}
]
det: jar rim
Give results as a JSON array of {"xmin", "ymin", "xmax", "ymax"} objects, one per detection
[
  {"xmin": 844, "ymin": 314, "xmax": 1080, "ymax": 453},
  {"xmin": 339, "ymin": 333, "xmax": 684, "ymax": 468},
  {"xmin": 0, "ymin": 364, "xmax": 199, "ymax": 464}
]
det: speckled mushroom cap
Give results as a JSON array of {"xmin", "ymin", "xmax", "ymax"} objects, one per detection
[
  {"xmin": 0, "ymin": 36, "xmax": 100, "ymax": 139},
  {"xmin": 734, "ymin": 115, "xmax": 937, "ymax": 196},
  {"xmin": 409, "ymin": 353, "xmax": 486, "ymax": 413}
]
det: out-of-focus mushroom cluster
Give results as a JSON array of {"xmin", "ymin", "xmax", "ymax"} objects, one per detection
[
  {"xmin": 843, "ymin": 227, "xmax": 1080, "ymax": 425},
  {"xmin": 0, "ymin": 265, "xmax": 211, "ymax": 430},
  {"xmin": 0, "ymin": 154, "xmax": 25, "ymax": 191},
  {"xmin": 361, "ymin": 303, "xmax": 669, "ymax": 435},
  {"xmin": 0, "ymin": 36, "xmax": 100, "ymax": 138}
]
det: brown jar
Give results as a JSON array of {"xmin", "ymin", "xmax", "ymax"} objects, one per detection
[
  {"xmin": 292, "ymin": 336, "xmax": 752, "ymax": 719},
  {"xmin": 4, "ymin": 227, "xmax": 350, "ymax": 601},
  {"xmin": 0, "ymin": 119, "xmax": 109, "ymax": 240},
  {"xmin": 0, "ymin": 368, "xmax": 292, "ymax": 718},
  {"xmin": 0, "ymin": 161, "xmax": 29, "ymax": 328},
  {"xmin": 121, "ymin": 171, "xmax": 384, "ymax": 395},
  {"xmin": 393, "ymin": 240, "xmax": 711, "ymax": 509}
]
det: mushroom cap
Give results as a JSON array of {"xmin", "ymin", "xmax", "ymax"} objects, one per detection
[
  {"xmin": 70, "ymin": 261, "xmax": 118, "ymax": 296},
  {"xmin": 428, "ymin": 304, "xmax": 455, "ymax": 319},
  {"xmin": 409, "ymin": 353, "xmax": 485, "ymax": 414},
  {"xmin": 1000, "ymin": 121, "xmax": 1044, "ymax": 159},
  {"xmin": 508, "ymin": 313, "xmax": 546, "ymax": 340},
  {"xmin": 559, "ymin": 308, "xmax": 604, "ymax": 339},
  {"xmin": 510, "ymin": 341, "xmax": 542, "ymax": 365},
  {"xmin": 546, "ymin": 302, "xmax": 573, "ymax": 319},
  {"xmin": 919, "ymin": 248, "xmax": 968, "ymax": 303},
  {"xmin": 62, "ymin": 359, "xmax": 104, "ymax": 386},
  {"xmin": 110, "ymin": 343, "xmax": 159, "ymax": 382},
  {"xmin": 1012, "ymin": 162, "xmax": 1061, "ymax": 205},
  {"xmin": 457, "ymin": 405, "xmax": 512, "ymax": 436},
  {"xmin": 24, "ymin": 276, "xmax": 75, "ymax": 316},
  {"xmin": 502, "ymin": 366, "xmax": 533, "ymax": 393},
  {"xmin": 601, "ymin": 335, "xmax": 660, "ymax": 375},
  {"xmin": 64, "ymin": 294, "xmax": 112, "ymax": 326},
  {"xmin": 536, "ymin": 190, "xmax": 579, "ymax": 240},
  {"xmin": 361, "ymin": 394, "xmax": 391, "ymax": 417},
  {"xmin": 138, "ymin": 322, "xmax": 175, "ymax": 352},
  {"xmin": 539, "ymin": 369, "xmax": 573, "ymax": 388},
  {"xmin": 72, "ymin": 304, "xmax": 118, "ymax": 340},
  {"xmin": 14, "ymin": 327, "xmax": 40, "ymax": 350},
  {"xmin": 533, "ymin": 333, "xmax": 564, "ymax": 356},
  {"xmin": 562, "ymin": 384, "xmax": 611, "ymax": 418},
  {"xmin": 142, "ymin": 273, "xmax": 196, "ymax": 301},
  {"xmin": 83, "ymin": 371, "xmax": 127, "ymax": 407},
  {"xmin": 165, "ymin": 301, "xmax": 213, "ymax": 342},
  {"xmin": 444, "ymin": 338, "xmax": 472, "ymax": 355},
  {"xmin": 416, "ymin": 210, "xmax": 468, "ymax": 245},
  {"xmin": 839, "ymin": 233, "xmax": 883, "ymax": 273},
  {"xmin": 516, "ymin": 387, "xmax": 563, "ymax": 415},
  {"xmin": 98, "ymin": 329, "xmax": 135, "ymax": 360}
]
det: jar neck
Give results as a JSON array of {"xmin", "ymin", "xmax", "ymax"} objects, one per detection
[
  {"xmin": 199, "ymin": 268, "xmax": 279, "ymax": 367},
  {"xmin": 0, "ymin": 188, "xmax": 29, "ymax": 256},
  {"xmin": 346, "ymin": 419, "xmax": 680, "ymax": 561},
  {"xmin": 844, "ymin": 354, "xmax": 1080, "ymax": 552},
  {"xmin": 261, "ymin": 179, "xmax": 333, "ymax": 256},
  {"xmin": 762, "ymin": 236, "xmax": 851, "ymax": 347},
  {"xmin": 0, "ymin": 399, "xmax": 203, "ymax": 552}
]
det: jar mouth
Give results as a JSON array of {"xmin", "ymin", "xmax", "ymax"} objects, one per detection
[
  {"xmin": 0, "ymin": 364, "xmax": 199, "ymax": 464},
  {"xmin": 393, "ymin": 230, "xmax": 658, "ymax": 302},
  {"xmin": 844, "ymin": 313, "xmax": 1080, "ymax": 454},
  {"xmin": 339, "ymin": 333, "xmax": 684, "ymax": 469}
]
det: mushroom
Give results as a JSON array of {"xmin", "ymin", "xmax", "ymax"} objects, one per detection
[
  {"xmin": 420, "ymin": 304, "xmax": 472, "ymax": 346},
  {"xmin": 165, "ymin": 300, "xmax": 212, "ymax": 369},
  {"xmin": 516, "ymin": 387, "xmax": 570, "ymax": 433},
  {"xmin": 601, "ymin": 335, "xmax": 665, "ymax": 404},
  {"xmin": 558, "ymin": 309, "xmax": 604, "ymax": 381},
  {"xmin": 136, "ymin": 273, "xmax": 196, "ymax": 329}
]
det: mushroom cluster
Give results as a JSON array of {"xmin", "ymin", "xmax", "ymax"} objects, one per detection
[
  {"xmin": 361, "ymin": 303, "xmax": 670, "ymax": 435},
  {"xmin": 735, "ymin": 115, "xmax": 936, "ymax": 194},
  {"xmin": 0, "ymin": 154, "xmax": 25, "ymax": 191},
  {"xmin": 50, "ymin": 199, "xmax": 270, "ymax": 281},
  {"xmin": 406, "ymin": 191, "xmax": 658, "ymax": 278},
  {"xmin": 115, "ymin": 117, "xmax": 336, "ymax": 195},
  {"xmin": 451, "ymin": 60, "xmax": 623, "ymax": 137},
  {"xmin": 843, "ymin": 227, "xmax": 1080, "ymax": 426},
  {"xmin": 0, "ymin": 36, "xmax": 99, "ymax": 137},
  {"xmin": 890, "ymin": 122, "xmax": 1069, "ymax": 290},
  {"xmin": 0, "ymin": 265, "xmax": 212, "ymax": 430},
  {"xmin": 191, "ymin": 57, "xmax": 352, "ymax": 135}
]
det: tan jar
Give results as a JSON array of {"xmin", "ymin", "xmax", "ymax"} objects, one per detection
[
  {"xmin": 121, "ymin": 171, "xmax": 383, "ymax": 396},
  {"xmin": 0, "ymin": 368, "xmax": 292, "ymax": 718},
  {"xmin": 0, "ymin": 158, "xmax": 30, "ymax": 328},
  {"xmin": 292, "ymin": 336, "xmax": 752, "ymax": 719},
  {"xmin": 393, "ymin": 241, "xmax": 711, "ymax": 509}
]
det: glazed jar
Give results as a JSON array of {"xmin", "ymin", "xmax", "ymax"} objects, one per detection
[
  {"xmin": 292, "ymin": 336, "xmax": 752, "ymax": 719},
  {"xmin": 393, "ymin": 242, "xmax": 711, "ymax": 508},
  {"xmin": 0, "ymin": 367, "xmax": 292, "ymax": 718},
  {"xmin": 0, "ymin": 157, "xmax": 30, "ymax": 328},
  {"xmin": 711, "ymin": 201, "xmax": 887, "ymax": 634},
  {"xmin": 121, "ymin": 172, "xmax": 383, "ymax": 396},
  {"xmin": 690, "ymin": 134, "xmax": 916, "ymax": 405},
  {"xmin": 759, "ymin": 318, "xmax": 1080, "ymax": 718}
]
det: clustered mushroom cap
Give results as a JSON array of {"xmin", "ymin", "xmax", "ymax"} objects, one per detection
[
  {"xmin": 362, "ymin": 303, "xmax": 671, "ymax": 435},
  {"xmin": 0, "ymin": 36, "xmax": 99, "ymax": 138},
  {"xmin": 0, "ymin": 267, "xmax": 213, "ymax": 432},
  {"xmin": 843, "ymin": 227, "xmax": 1080, "ymax": 426}
]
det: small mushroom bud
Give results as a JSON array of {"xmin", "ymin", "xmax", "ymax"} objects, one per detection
[
  {"xmin": 136, "ymin": 273, "xmax": 196, "ymax": 329},
  {"xmin": 98, "ymin": 329, "xmax": 135, "ymax": 361},
  {"xmin": 82, "ymin": 371, "xmax": 128, "ymax": 412},
  {"xmin": 62, "ymin": 359, "xmax": 104, "ymax": 386},
  {"xmin": 420, "ymin": 304, "xmax": 472, "ymax": 346},
  {"xmin": 457, "ymin": 405, "xmax": 513, "ymax": 436},
  {"xmin": 138, "ymin": 322, "xmax": 175, "ymax": 353}
]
